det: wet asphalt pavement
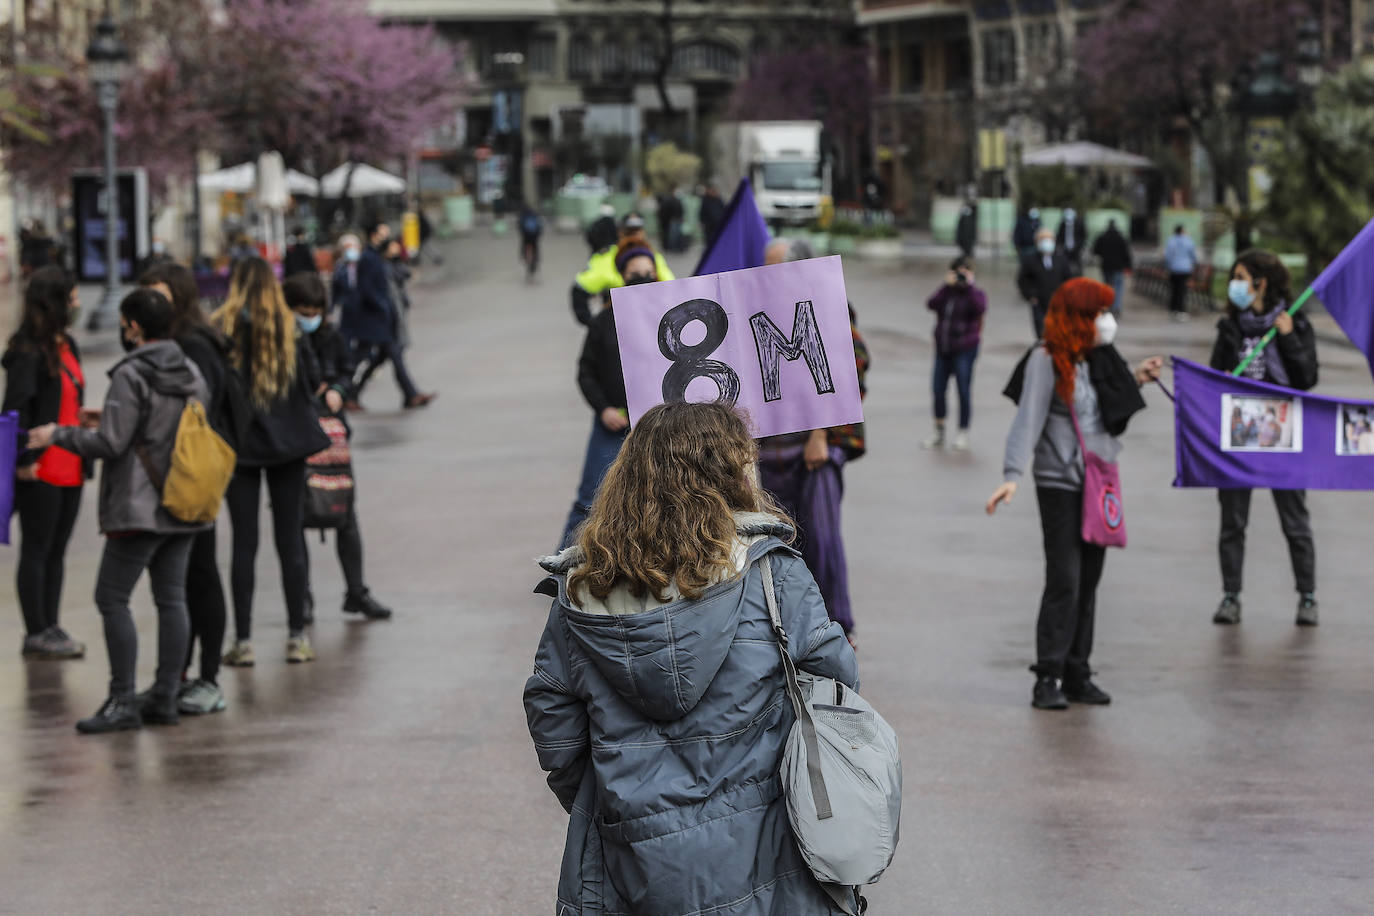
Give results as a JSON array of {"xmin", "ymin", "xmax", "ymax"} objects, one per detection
[{"xmin": 1, "ymin": 230, "xmax": 1372, "ymax": 914}]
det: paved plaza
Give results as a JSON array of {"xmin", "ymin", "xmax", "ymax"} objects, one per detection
[{"xmin": 1, "ymin": 231, "xmax": 1372, "ymax": 914}]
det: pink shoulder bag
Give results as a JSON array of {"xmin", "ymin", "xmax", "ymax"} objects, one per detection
[{"xmin": 1069, "ymin": 404, "xmax": 1127, "ymax": 548}]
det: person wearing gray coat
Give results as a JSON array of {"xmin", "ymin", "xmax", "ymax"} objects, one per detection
[
  {"xmin": 30, "ymin": 289, "xmax": 210, "ymax": 734},
  {"xmin": 527, "ymin": 516, "xmax": 857, "ymax": 915}
]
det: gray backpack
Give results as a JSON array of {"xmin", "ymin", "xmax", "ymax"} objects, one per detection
[{"xmin": 761, "ymin": 555, "xmax": 902, "ymax": 915}]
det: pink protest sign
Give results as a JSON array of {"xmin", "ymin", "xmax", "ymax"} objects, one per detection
[{"xmin": 610, "ymin": 256, "xmax": 863, "ymax": 439}]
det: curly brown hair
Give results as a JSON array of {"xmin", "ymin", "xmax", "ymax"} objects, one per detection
[
  {"xmin": 568, "ymin": 402, "xmax": 791, "ymax": 605},
  {"xmin": 211, "ymin": 256, "xmax": 298, "ymax": 409}
]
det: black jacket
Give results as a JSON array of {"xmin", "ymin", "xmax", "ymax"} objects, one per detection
[
  {"xmin": 1017, "ymin": 252, "xmax": 1077, "ymax": 307},
  {"xmin": 303, "ymin": 321, "xmax": 356, "ymax": 398},
  {"xmin": 956, "ymin": 208, "xmax": 977, "ymax": 254},
  {"xmin": 283, "ymin": 243, "xmax": 316, "ymax": 278},
  {"xmin": 699, "ymin": 195, "xmax": 726, "ymax": 243},
  {"xmin": 1209, "ymin": 311, "xmax": 1318, "ymax": 391},
  {"xmin": 1056, "ymin": 219, "xmax": 1086, "ymax": 266},
  {"xmin": 1091, "ymin": 228, "xmax": 1133, "ymax": 274},
  {"xmin": 232, "ymin": 330, "xmax": 329, "ymax": 468},
  {"xmin": 177, "ymin": 323, "xmax": 250, "ymax": 452},
  {"xmin": 577, "ymin": 308, "xmax": 626, "ymax": 414},
  {"xmin": 1004, "ymin": 343, "xmax": 1147, "ymax": 437},
  {"xmin": 2, "ymin": 333, "xmax": 84, "ymax": 468}
]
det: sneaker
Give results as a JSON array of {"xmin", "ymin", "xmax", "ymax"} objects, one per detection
[
  {"xmin": 951, "ymin": 430, "xmax": 970, "ymax": 452},
  {"xmin": 403, "ymin": 392, "xmax": 437, "ymax": 410},
  {"xmin": 177, "ymin": 678, "xmax": 227, "ymax": 715},
  {"xmin": 21, "ymin": 628, "xmax": 84, "ymax": 660},
  {"xmin": 1213, "ymin": 594, "xmax": 1242, "ymax": 625},
  {"xmin": 138, "ymin": 690, "xmax": 180, "ymax": 726},
  {"xmin": 286, "ymin": 635, "xmax": 316, "ymax": 664},
  {"xmin": 1296, "ymin": 593, "xmax": 1319, "ymax": 627},
  {"xmin": 48, "ymin": 626, "xmax": 87, "ymax": 657},
  {"xmin": 343, "ymin": 589, "xmax": 393, "ymax": 620},
  {"xmin": 1063, "ymin": 677, "xmax": 1112, "ymax": 705},
  {"xmin": 223, "ymin": 640, "xmax": 255, "ymax": 667},
  {"xmin": 76, "ymin": 695, "xmax": 142, "ymax": 734},
  {"xmin": 921, "ymin": 428, "xmax": 945, "ymax": 450},
  {"xmin": 1031, "ymin": 675, "xmax": 1069, "ymax": 710},
  {"xmin": 303, "ymin": 590, "xmax": 315, "ymax": 626}
]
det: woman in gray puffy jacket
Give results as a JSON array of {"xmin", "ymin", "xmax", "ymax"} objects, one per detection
[{"xmin": 525, "ymin": 401, "xmax": 858, "ymax": 915}]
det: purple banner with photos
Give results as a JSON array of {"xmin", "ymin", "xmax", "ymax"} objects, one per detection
[
  {"xmin": 1173, "ymin": 357, "xmax": 1374, "ymax": 490},
  {"xmin": 611, "ymin": 256, "xmax": 863, "ymax": 439}
]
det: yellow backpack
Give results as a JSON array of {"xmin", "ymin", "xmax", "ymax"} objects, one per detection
[{"xmin": 136, "ymin": 400, "xmax": 236, "ymax": 523}]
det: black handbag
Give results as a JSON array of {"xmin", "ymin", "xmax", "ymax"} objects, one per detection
[{"xmin": 303, "ymin": 416, "xmax": 354, "ymax": 530}]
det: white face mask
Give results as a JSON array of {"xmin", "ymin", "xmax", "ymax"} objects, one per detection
[
  {"xmin": 1095, "ymin": 312, "xmax": 1118, "ymax": 347},
  {"xmin": 1037, "ymin": 238, "xmax": 1055, "ymax": 255}
]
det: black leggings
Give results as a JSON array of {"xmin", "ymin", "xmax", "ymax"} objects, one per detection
[
  {"xmin": 15, "ymin": 481, "xmax": 82, "ymax": 636},
  {"xmin": 184, "ymin": 526, "xmax": 228, "ymax": 683},
  {"xmin": 226, "ymin": 461, "xmax": 308, "ymax": 639},
  {"xmin": 303, "ymin": 506, "xmax": 367, "ymax": 599}
]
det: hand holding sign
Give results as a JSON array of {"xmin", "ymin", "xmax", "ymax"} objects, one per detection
[{"xmin": 610, "ymin": 257, "xmax": 864, "ymax": 440}]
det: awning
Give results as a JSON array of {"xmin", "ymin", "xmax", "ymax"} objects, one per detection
[
  {"xmin": 198, "ymin": 162, "xmax": 320, "ymax": 196},
  {"xmin": 1022, "ymin": 141, "xmax": 1154, "ymax": 170},
  {"xmin": 319, "ymin": 163, "xmax": 407, "ymax": 197}
]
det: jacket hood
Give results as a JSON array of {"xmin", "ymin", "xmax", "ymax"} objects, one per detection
[
  {"xmin": 535, "ymin": 512, "xmax": 794, "ymax": 722},
  {"xmin": 115, "ymin": 339, "xmax": 202, "ymax": 398}
]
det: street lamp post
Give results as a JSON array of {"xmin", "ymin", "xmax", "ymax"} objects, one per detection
[{"xmin": 85, "ymin": 9, "xmax": 129, "ymax": 331}]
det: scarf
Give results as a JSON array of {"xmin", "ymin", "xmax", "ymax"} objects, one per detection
[{"xmin": 1236, "ymin": 306, "xmax": 1288, "ymax": 387}]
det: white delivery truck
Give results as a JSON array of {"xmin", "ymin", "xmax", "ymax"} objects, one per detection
[{"xmin": 710, "ymin": 121, "xmax": 830, "ymax": 225}]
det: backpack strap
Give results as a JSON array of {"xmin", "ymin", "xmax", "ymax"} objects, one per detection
[{"xmin": 760, "ymin": 554, "xmax": 833, "ymax": 821}]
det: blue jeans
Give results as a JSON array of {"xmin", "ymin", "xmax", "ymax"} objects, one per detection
[
  {"xmin": 559, "ymin": 418, "xmax": 629, "ymax": 549},
  {"xmin": 932, "ymin": 345, "xmax": 978, "ymax": 430},
  {"xmin": 1103, "ymin": 270, "xmax": 1124, "ymax": 316}
]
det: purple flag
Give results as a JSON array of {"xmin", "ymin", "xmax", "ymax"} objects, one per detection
[
  {"xmin": 693, "ymin": 178, "xmax": 771, "ymax": 276},
  {"xmin": 0, "ymin": 411, "xmax": 18, "ymax": 544},
  {"xmin": 1311, "ymin": 217, "xmax": 1374, "ymax": 379},
  {"xmin": 1173, "ymin": 357, "xmax": 1374, "ymax": 490}
]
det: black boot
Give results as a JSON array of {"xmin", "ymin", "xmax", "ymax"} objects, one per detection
[
  {"xmin": 139, "ymin": 690, "xmax": 180, "ymax": 726},
  {"xmin": 343, "ymin": 589, "xmax": 392, "ymax": 620},
  {"xmin": 76, "ymin": 695, "xmax": 143, "ymax": 734},
  {"xmin": 1063, "ymin": 676, "xmax": 1112, "ymax": 705},
  {"xmin": 1031, "ymin": 675, "xmax": 1068, "ymax": 710}
]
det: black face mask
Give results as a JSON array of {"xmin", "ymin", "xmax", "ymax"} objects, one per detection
[
  {"xmin": 120, "ymin": 332, "xmax": 138, "ymax": 353},
  {"xmin": 624, "ymin": 274, "xmax": 656, "ymax": 286}
]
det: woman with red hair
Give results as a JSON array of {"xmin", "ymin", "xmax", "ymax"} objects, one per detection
[{"xmin": 987, "ymin": 279, "xmax": 1162, "ymax": 710}]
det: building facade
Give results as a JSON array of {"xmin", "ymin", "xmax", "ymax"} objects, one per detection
[
  {"xmin": 374, "ymin": 0, "xmax": 855, "ymax": 205},
  {"xmin": 857, "ymin": 0, "xmax": 1121, "ymax": 221}
]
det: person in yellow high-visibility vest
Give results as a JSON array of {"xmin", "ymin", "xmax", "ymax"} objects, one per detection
[{"xmin": 569, "ymin": 213, "xmax": 673, "ymax": 326}]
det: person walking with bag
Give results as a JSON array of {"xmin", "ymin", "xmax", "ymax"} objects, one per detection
[
  {"xmin": 139, "ymin": 261, "xmax": 245, "ymax": 714},
  {"xmin": 987, "ymin": 279, "xmax": 1162, "ymax": 710},
  {"xmin": 28, "ymin": 289, "xmax": 211, "ymax": 732},
  {"xmin": 923, "ymin": 255, "xmax": 986, "ymax": 451},
  {"xmin": 3, "ymin": 266, "xmax": 88, "ymax": 660},
  {"xmin": 1209, "ymin": 250, "xmax": 1319, "ymax": 627},
  {"xmin": 525, "ymin": 402, "xmax": 858, "ymax": 915},
  {"xmin": 283, "ymin": 272, "xmax": 392, "ymax": 622},
  {"xmin": 212, "ymin": 258, "xmax": 330, "ymax": 667}
]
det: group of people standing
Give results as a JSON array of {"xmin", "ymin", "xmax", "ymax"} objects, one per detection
[{"xmin": 5, "ymin": 222, "xmax": 426, "ymax": 733}]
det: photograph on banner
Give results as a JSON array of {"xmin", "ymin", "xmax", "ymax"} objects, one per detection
[
  {"xmin": 1222, "ymin": 394, "xmax": 1300, "ymax": 452},
  {"xmin": 610, "ymin": 256, "xmax": 863, "ymax": 440},
  {"xmin": 1337, "ymin": 405, "xmax": 1374, "ymax": 455}
]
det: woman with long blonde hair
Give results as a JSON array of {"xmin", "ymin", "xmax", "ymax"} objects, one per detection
[
  {"xmin": 525, "ymin": 401, "xmax": 858, "ymax": 914},
  {"xmin": 987, "ymin": 278, "xmax": 1162, "ymax": 710},
  {"xmin": 212, "ymin": 257, "xmax": 328, "ymax": 666}
]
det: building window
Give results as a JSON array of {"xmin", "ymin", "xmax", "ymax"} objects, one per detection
[
  {"xmin": 672, "ymin": 40, "xmax": 741, "ymax": 79},
  {"xmin": 982, "ymin": 27, "xmax": 1016, "ymax": 87},
  {"xmin": 945, "ymin": 37, "xmax": 972, "ymax": 92},
  {"xmin": 600, "ymin": 40, "xmax": 627, "ymax": 79},
  {"xmin": 569, "ymin": 33, "xmax": 593, "ymax": 79},
  {"xmin": 899, "ymin": 42, "xmax": 924, "ymax": 93},
  {"xmin": 1022, "ymin": 19, "xmax": 1062, "ymax": 74},
  {"xmin": 630, "ymin": 40, "xmax": 659, "ymax": 76},
  {"xmin": 529, "ymin": 35, "xmax": 556, "ymax": 76}
]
